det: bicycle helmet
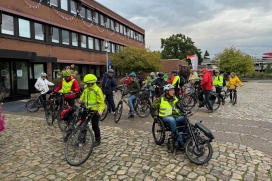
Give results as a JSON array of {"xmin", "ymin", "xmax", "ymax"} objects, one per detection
[
  {"xmin": 84, "ymin": 74, "xmax": 97, "ymax": 84},
  {"xmin": 150, "ymin": 72, "xmax": 155, "ymax": 76},
  {"xmin": 171, "ymin": 70, "xmax": 178, "ymax": 73},
  {"xmin": 129, "ymin": 72, "xmax": 136, "ymax": 77},
  {"xmin": 214, "ymin": 70, "xmax": 220, "ymax": 73},
  {"xmin": 108, "ymin": 69, "xmax": 114, "ymax": 73},
  {"xmin": 41, "ymin": 72, "xmax": 47, "ymax": 77},
  {"xmin": 63, "ymin": 70, "xmax": 71, "ymax": 76},
  {"xmin": 164, "ymin": 84, "xmax": 175, "ymax": 91},
  {"xmin": 158, "ymin": 72, "xmax": 164, "ymax": 77}
]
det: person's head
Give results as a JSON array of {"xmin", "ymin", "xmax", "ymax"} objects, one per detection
[
  {"xmin": 150, "ymin": 72, "xmax": 155, "ymax": 78},
  {"xmin": 108, "ymin": 69, "xmax": 114, "ymax": 77},
  {"xmin": 63, "ymin": 70, "xmax": 72, "ymax": 81},
  {"xmin": 164, "ymin": 84, "xmax": 175, "ymax": 98},
  {"xmin": 129, "ymin": 72, "xmax": 136, "ymax": 82},
  {"xmin": 65, "ymin": 66, "xmax": 70, "ymax": 70},
  {"xmin": 214, "ymin": 70, "xmax": 220, "ymax": 76},
  {"xmin": 83, "ymin": 74, "xmax": 97, "ymax": 87},
  {"xmin": 171, "ymin": 70, "xmax": 178, "ymax": 75},
  {"xmin": 40, "ymin": 72, "xmax": 47, "ymax": 80},
  {"xmin": 104, "ymin": 72, "xmax": 108, "ymax": 76},
  {"xmin": 190, "ymin": 69, "xmax": 194, "ymax": 73},
  {"xmin": 200, "ymin": 68, "xmax": 209, "ymax": 73},
  {"xmin": 230, "ymin": 72, "xmax": 236, "ymax": 78},
  {"xmin": 138, "ymin": 71, "xmax": 141, "ymax": 74},
  {"xmin": 158, "ymin": 72, "xmax": 164, "ymax": 79}
]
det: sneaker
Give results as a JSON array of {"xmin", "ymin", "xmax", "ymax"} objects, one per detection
[
  {"xmin": 112, "ymin": 112, "xmax": 115, "ymax": 115},
  {"xmin": 206, "ymin": 110, "xmax": 213, "ymax": 113},
  {"xmin": 177, "ymin": 142, "xmax": 185, "ymax": 150}
]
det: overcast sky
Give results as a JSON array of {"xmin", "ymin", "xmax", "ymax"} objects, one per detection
[{"xmin": 96, "ymin": 0, "xmax": 272, "ymax": 58}]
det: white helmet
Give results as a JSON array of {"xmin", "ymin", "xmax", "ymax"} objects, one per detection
[
  {"xmin": 41, "ymin": 72, "xmax": 47, "ymax": 76},
  {"xmin": 150, "ymin": 72, "xmax": 155, "ymax": 76},
  {"xmin": 164, "ymin": 84, "xmax": 175, "ymax": 91}
]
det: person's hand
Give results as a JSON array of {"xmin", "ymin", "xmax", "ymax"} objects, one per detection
[
  {"xmin": 98, "ymin": 111, "xmax": 102, "ymax": 116},
  {"xmin": 39, "ymin": 90, "xmax": 43, "ymax": 92}
]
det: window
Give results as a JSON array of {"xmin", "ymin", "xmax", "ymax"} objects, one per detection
[
  {"xmin": 87, "ymin": 9, "xmax": 92, "ymax": 21},
  {"xmin": 130, "ymin": 30, "xmax": 134, "ymax": 38},
  {"xmin": 81, "ymin": 35, "xmax": 86, "ymax": 48},
  {"xmin": 111, "ymin": 43, "xmax": 115, "ymax": 53},
  {"xmin": 1, "ymin": 14, "xmax": 14, "ymax": 35},
  {"xmin": 115, "ymin": 22, "xmax": 119, "ymax": 32},
  {"xmin": 62, "ymin": 30, "xmax": 69, "ymax": 45},
  {"xmin": 52, "ymin": 27, "xmax": 59, "ymax": 43},
  {"xmin": 100, "ymin": 14, "xmax": 104, "ymax": 26},
  {"xmin": 94, "ymin": 39, "xmax": 100, "ymax": 50},
  {"xmin": 60, "ymin": 0, "xmax": 68, "ymax": 11},
  {"xmin": 34, "ymin": 23, "xmax": 44, "ymax": 40},
  {"xmin": 88, "ymin": 37, "xmax": 93, "ymax": 49},
  {"xmin": 105, "ymin": 17, "xmax": 110, "ymax": 28},
  {"xmin": 18, "ymin": 18, "xmax": 30, "ymax": 38},
  {"xmin": 124, "ymin": 26, "xmax": 127, "ymax": 36},
  {"xmin": 93, "ymin": 12, "xmax": 98, "ymax": 23},
  {"xmin": 120, "ymin": 24, "xmax": 123, "ymax": 34},
  {"xmin": 34, "ymin": 64, "xmax": 44, "ymax": 79},
  {"xmin": 71, "ymin": 0, "xmax": 77, "ymax": 15},
  {"xmin": 50, "ymin": 0, "xmax": 58, "ymax": 7},
  {"xmin": 72, "ymin": 32, "xmax": 78, "ymax": 46},
  {"xmin": 110, "ymin": 19, "xmax": 114, "ymax": 30},
  {"xmin": 79, "ymin": 6, "xmax": 85, "ymax": 18}
]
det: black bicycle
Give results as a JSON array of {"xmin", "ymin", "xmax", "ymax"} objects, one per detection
[
  {"xmin": 64, "ymin": 102, "xmax": 95, "ymax": 166},
  {"xmin": 99, "ymin": 94, "xmax": 109, "ymax": 121},
  {"xmin": 221, "ymin": 86, "xmax": 238, "ymax": 105},
  {"xmin": 26, "ymin": 94, "xmax": 45, "ymax": 112}
]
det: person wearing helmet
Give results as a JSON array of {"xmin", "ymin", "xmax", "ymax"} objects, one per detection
[
  {"xmin": 198, "ymin": 68, "xmax": 213, "ymax": 113},
  {"xmin": 102, "ymin": 69, "xmax": 117, "ymax": 114},
  {"xmin": 79, "ymin": 74, "xmax": 105, "ymax": 147},
  {"xmin": 171, "ymin": 70, "xmax": 183, "ymax": 97},
  {"xmin": 168, "ymin": 70, "xmax": 177, "ymax": 84},
  {"xmin": 151, "ymin": 72, "xmax": 168, "ymax": 98},
  {"xmin": 213, "ymin": 70, "xmax": 225, "ymax": 105},
  {"xmin": 34, "ymin": 72, "xmax": 54, "ymax": 106},
  {"xmin": 152, "ymin": 84, "xmax": 187, "ymax": 149},
  {"xmin": 54, "ymin": 69, "xmax": 80, "ymax": 107},
  {"xmin": 144, "ymin": 72, "xmax": 156, "ymax": 102},
  {"xmin": 125, "ymin": 72, "xmax": 140, "ymax": 117}
]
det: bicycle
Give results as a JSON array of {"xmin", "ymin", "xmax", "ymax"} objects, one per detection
[
  {"xmin": 100, "ymin": 94, "xmax": 108, "ymax": 121},
  {"xmin": 221, "ymin": 85, "xmax": 238, "ymax": 105},
  {"xmin": 25, "ymin": 94, "xmax": 45, "ymax": 112},
  {"xmin": 64, "ymin": 102, "xmax": 95, "ymax": 166}
]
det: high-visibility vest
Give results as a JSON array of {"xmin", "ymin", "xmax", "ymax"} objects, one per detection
[
  {"xmin": 61, "ymin": 78, "xmax": 75, "ymax": 93},
  {"xmin": 84, "ymin": 85, "xmax": 100, "ymax": 110},
  {"xmin": 159, "ymin": 97, "xmax": 180, "ymax": 117}
]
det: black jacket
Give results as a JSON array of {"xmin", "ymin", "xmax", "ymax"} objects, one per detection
[{"xmin": 102, "ymin": 75, "xmax": 117, "ymax": 94}]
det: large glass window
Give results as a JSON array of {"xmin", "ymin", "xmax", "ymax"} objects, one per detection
[
  {"xmin": 124, "ymin": 26, "xmax": 127, "ymax": 36},
  {"xmin": 120, "ymin": 24, "xmax": 123, "ymax": 34},
  {"xmin": 18, "ymin": 18, "xmax": 30, "ymax": 38},
  {"xmin": 93, "ymin": 12, "xmax": 98, "ymax": 23},
  {"xmin": 52, "ymin": 27, "xmax": 59, "ymax": 43},
  {"xmin": 71, "ymin": 0, "xmax": 77, "ymax": 15},
  {"xmin": 110, "ymin": 19, "xmax": 114, "ymax": 30},
  {"xmin": 94, "ymin": 39, "xmax": 100, "ymax": 50},
  {"xmin": 34, "ymin": 64, "xmax": 44, "ymax": 79},
  {"xmin": 34, "ymin": 23, "xmax": 44, "ymax": 40},
  {"xmin": 111, "ymin": 43, "xmax": 115, "ymax": 53},
  {"xmin": 130, "ymin": 30, "xmax": 134, "ymax": 38},
  {"xmin": 51, "ymin": 0, "xmax": 58, "ymax": 7},
  {"xmin": 105, "ymin": 17, "xmax": 110, "ymax": 28},
  {"xmin": 100, "ymin": 14, "xmax": 104, "ymax": 26},
  {"xmin": 72, "ymin": 32, "xmax": 78, "ymax": 46},
  {"xmin": 1, "ymin": 14, "xmax": 14, "ymax": 35},
  {"xmin": 60, "ymin": 0, "xmax": 68, "ymax": 11},
  {"xmin": 79, "ymin": 6, "xmax": 86, "ymax": 18},
  {"xmin": 87, "ymin": 9, "xmax": 92, "ymax": 21},
  {"xmin": 88, "ymin": 37, "xmax": 93, "ymax": 49},
  {"xmin": 62, "ymin": 30, "xmax": 69, "ymax": 45},
  {"xmin": 81, "ymin": 35, "xmax": 86, "ymax": 48},
  {"xmin": 115, "ymin": 22, "xmax": 119, "ymax": 32}
]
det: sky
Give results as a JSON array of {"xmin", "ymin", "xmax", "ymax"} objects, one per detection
[{"xmin": 96, "ymin": 0, "xmax": 272, "ymax": 58}]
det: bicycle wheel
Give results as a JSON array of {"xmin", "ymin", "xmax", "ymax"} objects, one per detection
[
  {"xmin": 185, "ymin": 137, "xmax": 213, "ymax": 165},
  {"xmin": 100, "ymin": 100, "xmax": 108, "ymax": 121},
  {"xmin": 26, "ymin": 99, "xmax": 39, "ymax": 112},
  {"xmin": 57, "ymin": 109, "xmax": 66, "ymax": 132},
  {"xmin": 221, "ymin": 90, "xmax": 227, "ymax": 99},
  {"xmin": 114, "ymin": 102, "xmax": 123, "ymax": 123},
  {"xmin": 65, "ymin": 126, "xmax": 94, "ymax": 166},
  {"xmin": 232, "ymin": 91, "xmax": 237, "ymax": 105},
  {"xmin": 207, "ymin": 93, "xmax": 220, "ymax": 111},
  {"xmin": 181, "ymin": 94, "xmax": 196, "ymax": 111},
  {"xmin": 152, "ymin": 118, "xmax": 165, "ymax": 145},
  {"xmin": 135, "ymin": 99, "xmax": 151, "ymax": 118},
  {"xmin": 44, "ymin": 101, "xmax": 54, "ymax": 125}
]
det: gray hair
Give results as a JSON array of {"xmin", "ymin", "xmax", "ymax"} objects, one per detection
[{"xmin": 230, "ymin": 72, "xmax": 236, "ymax": 76}]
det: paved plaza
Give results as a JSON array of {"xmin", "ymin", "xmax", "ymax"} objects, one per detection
[{"xmin": 0, "ymin": 80, "xmax": 271, "ymax": 180}]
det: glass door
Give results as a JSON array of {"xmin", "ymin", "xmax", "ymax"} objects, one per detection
[
  {"xmin": 11, "ymin": 61, "xmax": 29, "ymax": 97},
  {"xmin": 0, "ymin": 62, "xmax": 11, "ymax": 100}
]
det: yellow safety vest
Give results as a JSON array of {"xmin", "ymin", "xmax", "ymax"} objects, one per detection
[
  {"xmin": 84, "ymin": 86, "xmax": 99, "ymax": 110},
  {"xmin": 159, "ymin": 97, "xmax": 180, "ymax": 117},
  {"xmin": 62, "ymin": 78, "xmax": 75, "ymax": 93}
]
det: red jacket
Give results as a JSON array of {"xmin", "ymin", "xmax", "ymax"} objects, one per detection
[
  {"xmin": 200, "ymin": 72, "xmax": 213, "ymax": 91},
  {"xmin": 125, "ymin": 77, "xmax": 131, "ymax": 86},
  {"xmin": 168, "ymin": 75, "xmax": 175, "ymax": 84},
  {"xmin": 54, "ymin": 77, "xmax": 80, "ymax": 99}
]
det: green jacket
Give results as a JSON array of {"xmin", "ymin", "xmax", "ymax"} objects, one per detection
[
  {"xmin": 127, "ymin": 80, "xmax": 140, "ymax": 97},
  {"xmin": 163, "ymin": 74, "xmax": 169, "ymax": 81},
  {"xmin": 152, "ymin": 95, "xmax": 181, "ymax": 117},
  {"xmin": 145, "ymin": 76, "xmax": 156, "ymax": 91},
  {"xmin": 213, "ymin": 75, "xmax": 223, "ymax": 87}
]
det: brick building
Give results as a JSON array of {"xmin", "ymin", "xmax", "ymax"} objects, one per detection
[
  {"xmin": 161, "ymin": 59, "xmax": 188, "ymax": 78},
  {"xmin": 0, "ymin": 0, "xmax": 145, "ymax": 100}
]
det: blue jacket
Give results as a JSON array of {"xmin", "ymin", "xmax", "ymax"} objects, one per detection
[{"xmin": 102, "ymin": 75, "xmax": 117, "ymax": 94}]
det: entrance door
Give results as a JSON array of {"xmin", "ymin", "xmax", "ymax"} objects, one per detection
[{"xmin": 11, "ymin": 61, "xmax": 29, "ymax": 99}]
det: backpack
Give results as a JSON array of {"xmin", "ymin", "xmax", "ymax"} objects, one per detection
[
  {"xmin": 217, "ymin": 76, "xmax": 226, "ymax": 87},
  {"xmin": 178, "ymin": 76, "xmax": 185, "ymax": 87}
]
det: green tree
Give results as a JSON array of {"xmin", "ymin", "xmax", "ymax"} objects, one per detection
[
  {"xmin": 160, "ymin": 33, "xmax": 203, "ymax": 65},
  {"xmin": 110, "ymin": 46, "xmax": 162, "ymax": 73},
  {"xmin": 204, "ymin": 50, "xmax": 210, "ymax": 58},
  {"xmin": 213, "ymin": 46, "xmax": 254, "ymax": 74},
  {"xmin": 265, "ymin": 63, "xmax": 272, "ymax": 74}
]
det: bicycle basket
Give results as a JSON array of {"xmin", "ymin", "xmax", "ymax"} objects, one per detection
[
  {"xmin": 139, "ymin": 90, "xmax": 150, "ymax": 99},
  {"xmin": 60, "ymin": 106, "xmax": 73, "ymax": 121}
]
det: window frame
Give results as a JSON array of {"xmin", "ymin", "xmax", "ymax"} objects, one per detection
[
  {"xmin": 18, "ymin": 18, "xmax": 31, "ymax": 39},
  {"xmin": 1, "ymin": 13, "xmax": 15, "ymax": 36},
  {"xmin": 51, "ymin": 27, "xmax": 60, "ymax": 43},
  {"xmin": 34, "ymin": 22, "xmax": 44, "ymax": 41}
]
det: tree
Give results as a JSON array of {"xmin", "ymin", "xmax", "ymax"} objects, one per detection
[
  {"xmin": 265, "ymin": 63, "xmax": 272, "ymax": 74},
  {"xmin": 160, "ymin": 33, "xmax": 203, "ymax": 65},
  {"xmin": 204, "ymin": 50, "xmax": 210, "ymax": 58},
  {"xmin": 213, "ymin": 46, "xmax": 254, "ymax": 74},
  {"xmin": 109, "ymin": 46, "xmax": 162, "ymax": 73}
]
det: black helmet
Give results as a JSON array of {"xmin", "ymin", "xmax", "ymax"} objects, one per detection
[
  {"xmin": 158, "ymin": 72, "xmax": 164, "ymax": 77},
  {"xmin": 171, "ymin": 70, "xmax": 178, "ymax": 73}
]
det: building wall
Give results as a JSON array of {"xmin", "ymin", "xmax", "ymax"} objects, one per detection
[{"xmin": 161, "ymin": 59, "xmax": 188, "ymax": 77}]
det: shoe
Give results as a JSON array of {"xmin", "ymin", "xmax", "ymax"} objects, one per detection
[
  {"xmin": 178, "ymin": 142, "xmax": 185, "ymax": 150},
  {"xmin": 206, "ymin": 110, "xmax": 213, "ymax": 113},
  {"xmin": 112, "ymin": 112, "xmax": 115, "ymax": 115},
  {"xmin": 222, "ymin": 100, "xmax": 225, "ymax": 105},
  {"xmin": 198, "ymin": 103, "xmax": 204, "ymax": 107},
  {"xmin": 93, "ymin": 137, "xmax": 101, "ymax": 147}
]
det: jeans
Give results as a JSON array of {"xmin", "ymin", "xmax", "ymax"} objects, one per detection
[
  {"xmin": 128, "ymin": 95, "xmax": 137, "ymax": 111},
  {"xmin": 162, "ymin": 116, "xmax": 187, "ymax": 143},
  {"xmin": 106, "ymin": 93, "xmax": 116, "ymax": 112},
  {"xmin": 199, "ymin": 90, "xmax": 213, "ymax": 110},
  {"xmin": 150, "ymin": 90, "xmax": 155, "ymax": 102}
]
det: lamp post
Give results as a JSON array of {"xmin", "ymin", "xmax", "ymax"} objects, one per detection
[{"xmin": 105, "ymin": 40, "xmax": 109, "ymax": 72}]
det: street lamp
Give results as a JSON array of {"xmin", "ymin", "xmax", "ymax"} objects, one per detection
[{"xmin": 105, "ymin": 40, "xmax": 109, "ymax": 72}]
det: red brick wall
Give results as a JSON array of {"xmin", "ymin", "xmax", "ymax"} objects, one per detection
[{"xmin": 161, "ymin": 59, "xmax": 188, "ymax": 77}]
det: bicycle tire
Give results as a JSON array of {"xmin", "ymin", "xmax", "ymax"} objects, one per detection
[
  {"xmin": 206, "ymin": 93, "xmax": 220, "ymax": 111},
  {"xmin": 135, "ymin": 99, "xmax": 151, "ymax": 118},
  {"xmin": 152, "ymin": 118, "xmax": 165, "ymax": 145},
  {"xmin": 232, "ymin": 91, "xmax": 237, "ymax": 105},
  {"xmin": 181, "ymin": 93, "xmax": 196, "ymax": 111},
  {"xmin": 100, "ymin": 100, "xmax": 108, "ymax": 121},
  {"xmin": 57, "ymin": 109, "xmax": 66, "ymax": 132},
  {"xmin": 185, "ymin": 138, "xmax": 213, "ymax": 165},
  {"xmin": 44, "ymin": 101, "xmax": 54, "ymax": 125},
  {"xmin": 114, "ymin": 102, "xmax": 123, "ymax": 123},
  {"xmin": 65, "ymin": 126, "xmax": 94, "ymax": 166},
  {"xmin": 26, "ymin": 99, "xmax": 39, "ymax": 112},
  {"xmin": 221, "ymin": 90, "xmax": 227, "ymax": 99}
]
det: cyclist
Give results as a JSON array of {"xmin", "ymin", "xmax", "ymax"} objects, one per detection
[
  {"xmin": 124, "ymin": 72, "xmax": 140, "ymax": 117},
  {"xmin": 54, "ymin": 70, "xmax": 80, "ymax": 107},
  {"xmin": 213, "ymin": 70, "xmax": 225, "ymax": 105},
  {"xmin": 79, "ymin": 74, "xmax": 105, "ymax": 147},
  {"xmin": 34, "ymin": 72, "xmax": 54, "ymax": 106},
  {"xmin": 152, "ymin": 84, "xmax": 187, "ymax": 149},
  {"xmin": 152, "ymin": 72, "xmax": 168, "ymax": 98},
  {"xmin": 171, "ymin": 70, "xmax": 181, "ymax": 97},
  {"xmin": 102, "ymin": 69, "xmax": 117, "ymax": 114},
  {"xmin": 144, "ymin": 72, "xmax": 156, "ymax": 102},
  {"xmin": 198, "ymin": 68, "xmax": 213, "ymax": 113},
  {"xmin": 226, "ymin": 72, "xmax": 243, "ymax": 103}
]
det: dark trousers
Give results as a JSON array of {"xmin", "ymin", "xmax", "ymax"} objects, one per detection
[
  {"xmin": 65, "ymin": 98, "xmax": 75, "ymax": 107},
  {"xmin": 174, "ymin": 87, "xmax": 180, "ymax": 98},
  {"xmin": 198, "ymin": 90, "xmax": 213, "ymax": 110},
  {"xmin": 150, "ymin": 90, "xmax": 155, "ymax": 102},
  {"xmin": 39, "ymin": 90, "xmax": 53, "ymax": 105},
  {"xmin": 229, "ymin": 89, "xmax": 235, "ymax": 100},
  {"xmin": 106, "ymin": 93, "xmax": 116, "ymax": 112},
  {"xmin": 139, "ymin": 81, "xmax": 143, "ymax": 89},
  {"xmin": 215, "ymin": 87, "xmax": 224, "ymax": 100},
  {"xmin": 82, "ymin": 112, "xmax": 100, "ymax": 138}
]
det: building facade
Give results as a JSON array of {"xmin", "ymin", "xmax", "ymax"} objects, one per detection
[
  {"xmin": 0, "ymin": 0, "xmax": 145, "ymax": 100},
  {"xmin": 161, "ymin": 59, "xmax": 188, "ymax": 78}
]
